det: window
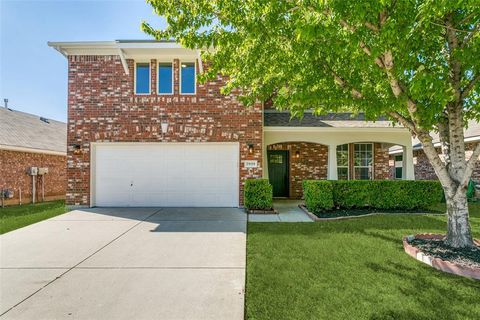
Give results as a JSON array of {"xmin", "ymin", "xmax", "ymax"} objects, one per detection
[
  {"xmin": 395, "ymin": 154, "xmax": 403, "ymax": 179},
  {"xmin": 336, "ymin": 144, "xmax": 349, "ymax": 180},
  {"xmin": 158, "ymin": 63, "xmax": 173, "ymax": 94},
  {"xmin": 180, "ymin": 62, "xmax": 195, "ymax": 94},
  {"xmin": 353, "ymin": 143, "xmax": 373, "ymax": 180},
  {"xmin": 135, "ymin": 63, "xmax": 150, "ymax": 94}
]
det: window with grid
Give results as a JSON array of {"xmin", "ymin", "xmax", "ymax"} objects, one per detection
[
  {"xmin": 336, "ymin": 144, "xmax": 349, "ymax": 180},
  {"xmin": 353, "ymin": 143, "xmax": 373, "ymax": 180}
]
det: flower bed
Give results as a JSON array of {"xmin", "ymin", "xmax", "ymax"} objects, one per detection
[{"xmin": 403, "ymin": 234, "xmax": 480, "ymax": 280}]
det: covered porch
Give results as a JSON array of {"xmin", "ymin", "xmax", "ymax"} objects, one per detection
[{"xmin": 262, "ymin": 116, "xmax": 414, "ymax": 199}]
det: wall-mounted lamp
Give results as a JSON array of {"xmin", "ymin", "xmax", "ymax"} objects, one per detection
[
  {"xmin": 73, "ymin": 144, "xmax": 82, "ymax": 155},
  {"xmin": 295, "ymin": 150, "xmax": 300, "ymax": 159},
  {"xmin": 160, "ymin": 121, "xmax": 169, "ymax": 135},
  {"xmin": 247, "ymin": 144, "xmax": 254, "ymax": 155}
]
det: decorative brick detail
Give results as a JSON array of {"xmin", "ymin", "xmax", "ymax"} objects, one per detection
[
  {"xmin": 67, "ymin": 55, "xmax": 262, "ymax": 206},
  {"xmin": 0, "ymin": 150, "xmax": 66, "ymax": 205},
  {"xmin": 267, "ymin": 142, "xmax": 328, "ymax": 199},
  {"xmin": 374, "ymin": 143, "xmax": 391, "ymax": 180}
]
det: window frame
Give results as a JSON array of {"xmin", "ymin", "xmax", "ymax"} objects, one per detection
[
  {"xmin": 157, "ymin": 61, "xmax": 174, "ymax": 95},
  {"xmin": 336, "ymin": 144, "xmax": 350, "ymax": 180},
  {"xmin": 179, "ymin": 61, "xmax": 196, "ymax": 95},
  {"xmin": 353, "ymin": 143, "xmax": 374, "ymax": 180},
  {"xmin": 134, "ymin": 61, "xmax": 151, "ymax": 95},
  {"xmin": 394, "ymin": 154, "xmax": 403, "ymax": 179}
]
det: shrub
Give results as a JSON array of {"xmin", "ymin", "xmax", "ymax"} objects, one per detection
[
  {"xmin": 244, "ymin": 179, "xmax": 273, "ymax": 210},
  {"xmin": 303, "ymin": 180, "xmax": 334, "ymax": 213},
  {"xmin": 304, "ymin": 180, "xmax": 443, "ymax": 213}
]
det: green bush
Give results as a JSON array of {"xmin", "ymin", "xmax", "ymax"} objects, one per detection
[
  {"xmin": 303, "ymin": 180, "xmax": 334, "ymax": 212},
  {"xmin": 244, "ymin": 179, "xmax": 273, "ymax": 210},
  {"xmin": 304, "ymin": 180, "xmax": 443, "ymax": 214}
]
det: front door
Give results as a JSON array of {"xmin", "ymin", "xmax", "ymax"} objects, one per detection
[{"xmin": 268, "ymin": 150, "xmax": 289, "ymax": 197}]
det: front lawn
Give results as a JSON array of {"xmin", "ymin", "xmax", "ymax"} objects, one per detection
[
  {"xmin": 246, "ymin": 204, "xmax": 480, "ymax": 320},
  {"xmin": 0, "ymin": 200, "xmax": 68, "ymax": 234}
]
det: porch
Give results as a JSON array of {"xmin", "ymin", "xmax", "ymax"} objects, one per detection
[{"xmin": 262, "ymin": 112, "xmax": 414, "ymax": 199}]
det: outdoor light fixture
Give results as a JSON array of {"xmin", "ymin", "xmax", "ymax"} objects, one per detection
[
  {"xmin": 248, "ymin": 144, "xmax": 254, "ymax": 154},
  {"xmin": 295, "ymin": 150, "xmax": 300, "ymax": 158},
  {"xmin": 160, "ymin": 121, "xmax": 169, "ymax": 135},
  {"xmin": 73, "ymin": 144, "xmax": 82, "ymax": 155}
]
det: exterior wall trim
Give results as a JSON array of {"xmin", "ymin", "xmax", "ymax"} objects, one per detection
[{"xmin": 0, "ymin": 144, "xmax": 66, "ymax": 156}]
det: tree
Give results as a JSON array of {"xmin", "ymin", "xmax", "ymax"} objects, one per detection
[{"xmin": 143, "ymin": 0, "xmax": 480, "ymax": 247}]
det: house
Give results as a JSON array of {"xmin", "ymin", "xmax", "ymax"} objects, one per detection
[
  {"xmin": 389, "ymin": 121, "xmax": 480, "ymax": 181},
  {"xmin": 48, "ymin": 40, "xmax": 414, "ymax": 207},
  {"xmin": 0, "ymin": 106, "xmax": 67, "ymax": 205}
]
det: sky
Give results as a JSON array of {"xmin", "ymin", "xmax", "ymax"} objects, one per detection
[{"xmin": 0, "ymin": 0, "xmax": 167, "ymax": 122}]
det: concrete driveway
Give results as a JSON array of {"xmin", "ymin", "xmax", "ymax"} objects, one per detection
[{"xmin": 0, "ymin": 207, "xmax": 246, "ymax": 319}]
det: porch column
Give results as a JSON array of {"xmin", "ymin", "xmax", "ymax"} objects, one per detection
[
  {"xmin": 403, "ymin": 145, "xmax": 415, "ymax": 180},
  {"xmin": 327, "ymin": 144, "xmax": 338, "ymax": 180}
]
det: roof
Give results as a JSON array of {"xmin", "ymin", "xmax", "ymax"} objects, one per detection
[
  {"xmin": 0, "ymin": 107, "xmax": 66, "ymax": 155},
  {"xmin": 389, "ymin": 120, "xmax": 480, "ymax": 154},
  {"xmin": 264, "ymin": 111, "xmax": 396, "ymax": 128}
]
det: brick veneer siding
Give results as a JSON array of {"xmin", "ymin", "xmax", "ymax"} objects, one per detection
[
  {"xmin": 67, "ymin": 56, "xmax": 262, "ymax": 206},
  {"xmin": 0, "ymin": 150, "xmax": 66, "ymax": 205},
  {"xmin": 373, "ymin": 143, "xmax": 391, "ymax": 180},
  {"xmin": 267, "ymin": 142, "xmax": 328, "ymax": 199}
]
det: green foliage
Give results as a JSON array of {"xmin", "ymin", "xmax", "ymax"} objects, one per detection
[
  {"xmin": 304, "ymin": 180, "xmax": 443, "ymax": 214},
  {"xmin": 143, "ymin": 0, "xmax": 480, "ymax": 128},
  {"xmin": 303, "ymin": 180, "xmax": 334, "ymax": 212},
  {"xmin": 244, "ymin": 179, "xmax": 273, "ymax": 210}
]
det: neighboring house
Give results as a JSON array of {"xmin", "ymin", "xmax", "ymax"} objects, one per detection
[
  {"xmin": 389, "ymin": 121, "xmax": 480, "ymax": 181},
  {"xmin": 49, "ymin": 40, "xmax": 414, "ymax": 207},
  {"xmin": 0, "ymin": 107, "xmax": 67, "ymax": 205}
]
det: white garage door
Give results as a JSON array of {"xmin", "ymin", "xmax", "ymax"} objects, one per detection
[{"xmin": 92, "ymin": 143, "xmax": 239, "ymax": 207}]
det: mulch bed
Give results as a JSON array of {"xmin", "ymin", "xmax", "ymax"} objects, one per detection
[
  {"xmin": 408, "ymin": 237, "xmax": 480, "ymax": 269},
  {"xmin": 314, "ymin": 207, "xmax": 439, "ymax": 218}
]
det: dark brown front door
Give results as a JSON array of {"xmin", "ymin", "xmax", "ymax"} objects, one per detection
[{"xmin": 268, "ymin": 150, "xmax": 289, "ymax": 197}]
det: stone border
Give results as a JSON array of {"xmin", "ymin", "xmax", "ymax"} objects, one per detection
[
  {"xmin": 298, "ymin": 204, "xmax": 434, "ymax": 221},
  {"xmin": 403, "ymin": 234, "xmax": 480, "ymax": 280}
]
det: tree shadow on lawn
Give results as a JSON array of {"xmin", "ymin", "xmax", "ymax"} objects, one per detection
[{"xmin": 247, "ymin": 213, "xmax": 480, "ymax": 319}]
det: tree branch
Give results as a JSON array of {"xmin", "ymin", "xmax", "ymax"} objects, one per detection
[
  {"xmin": 460, "ymin": 73, "xmax": 480, "ymax": 101},
  {"xmin": 458, "ymin": 143, "xmax": 480, "ymax": 192},
  {"xmin": 460, "ymin": 22, "xmax": 480, "ymax": 48},
  {"xmin": 387, "ymin": 111, "xmax": 416, "ymax": 134}
]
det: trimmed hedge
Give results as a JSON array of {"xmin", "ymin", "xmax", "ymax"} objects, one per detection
[
  {"xmin": 244, "ymin": 179, "xmax": 273, "ymax": 210},
  {"xmin": 303, "ymin": 180, "xmax": 334, "ymax": 212},
  {"xmin": 303, "ymin": 180, "xmax": 443, "ymax": 214}
]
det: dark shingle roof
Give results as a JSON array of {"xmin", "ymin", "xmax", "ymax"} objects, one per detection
[
  {"xmin": 264, "ymin": 111, "xmax": 394, "ymax": 128},
  {"xmin": 0, "ymin": 107, "xmax": 66, "ymax": 154}
]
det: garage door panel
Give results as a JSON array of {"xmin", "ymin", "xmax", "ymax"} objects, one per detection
[{"xmin": 93, "ymin": 143, "xmax": 239, "ymax": 207}]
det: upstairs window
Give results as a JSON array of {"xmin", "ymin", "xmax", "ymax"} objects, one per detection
[
  {"xmin": 180, "ymin": 62, "xmax": 195, "ymax": 94},
  {"xmin": 135, "ymin": 63, "xmax": 150, "ymax": 94},
  {"xmin": 158, "ymin": 63, "xmax": 173, "ymax": 94}
]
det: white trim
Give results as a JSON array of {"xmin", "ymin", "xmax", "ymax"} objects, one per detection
[
  {"xmin": 0, "ymin": 144, "xmax": 66, "ymax": 156},
  {"xmin": 179, "ymin": 60, "xmax": 196, "ymax": 95},
  {"xmin": 157, "ymin": 61, "xmax": 174, "ymax": 95},
  {"xmin": 352, "ymin": 143, "xmax": 374, "ymax": 180},
  {"xmin": 134, "ymin": 61, "xmax": 151, "ymax": 95},
  {"xmin": 197, "ymin": 50, "xmax": 204, "ymax": 74},
  {"xmin": 117, "ymin": 49, "xmax": 129, "ymax": 75},
  {"xmin": 264, "ymin": 126, "xmax": 406, "ymax": 133}
]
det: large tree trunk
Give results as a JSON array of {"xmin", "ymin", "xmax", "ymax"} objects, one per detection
[{"xmin": 445, "ymin": 192, "xmax": 475, "ymax": 248}]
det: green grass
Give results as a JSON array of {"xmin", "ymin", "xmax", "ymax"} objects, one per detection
[
  {"xmin": 246, "ymin": 203, "xmax": 480, "ymax": 320},
  {"xmin": 0, "ymin": 200, "xmax": 68, "ymax": 234}
]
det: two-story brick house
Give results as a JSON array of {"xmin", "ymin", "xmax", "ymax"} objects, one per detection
[{"xmin": 49, "ymin": 40, "xmax": 414, "ymax": 207}]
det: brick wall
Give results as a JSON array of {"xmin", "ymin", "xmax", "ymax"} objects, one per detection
[
  {"xmin": 67, "ymin": 56, "xmax": 262, "ymax": 206},
  {"xmin": 0, "ymin": 150, "xmax": 66, "ymax": 205},
  {"xmin": 405, "ymin": 142, "xmax": 480, "ymax": 181},
  {"xmin": 267, "ymin": 142, "xmax": 328, "ymax": 198},
  {"xmin": 373, "ymin": 143, "xmax": 391, "ymax": 180}
]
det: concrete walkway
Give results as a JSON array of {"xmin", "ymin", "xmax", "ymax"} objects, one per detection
[
  {"xmin": 0, "ymin": 207, "xmax": 246, "ymax": 320},
  {"xmin": 248, "ymin": 200, "xmax": 313, "ymax": 222}
]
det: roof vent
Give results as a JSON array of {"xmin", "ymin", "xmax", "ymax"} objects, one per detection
[{"xmin": 40, "ymin": 117, "xmax": 50, "ymax": 124}]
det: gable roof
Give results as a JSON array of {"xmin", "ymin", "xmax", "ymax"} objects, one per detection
[
  {"xmin": 0, "ymin": 107, "xmax": 66, "ymax": 155},
  {"xmin": 264, "ymin": 111, "xmax": 396, "ymax": 128}
]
